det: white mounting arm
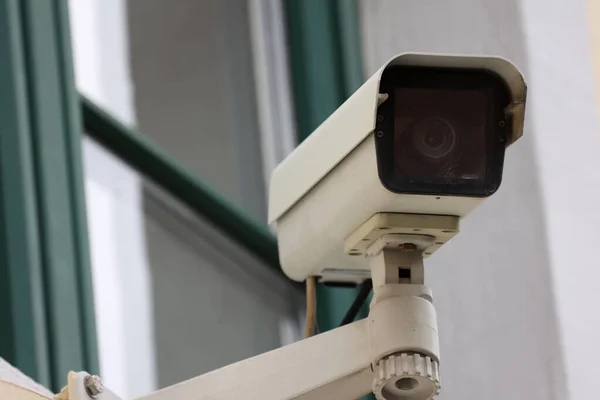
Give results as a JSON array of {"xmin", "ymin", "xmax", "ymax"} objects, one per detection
[
  {"xmin": 60, "ymin": 249, "xmax": 440, "ymax": 400},
  {"xmin": 8, "ymin": 214, "xmax": 445, "ymax": 400},
  {"xmin": 63, "ymin": 319, "xmax": 373, "ymax": 400}
]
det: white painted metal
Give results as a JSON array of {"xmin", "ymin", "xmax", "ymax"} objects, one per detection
[
  {"xmin": 275, "ymin": 136, "xmax": 478, "ymax": 282},
  {"xmin": 268, "ymin": 53, "xmax": 526, "ymax": 282},
  {"xmin": 369, "ymin": 284, "xmax": 439, "ymax": 364},
  {"xmin": 129, "ymin": 321, "xmax": 372, "ymax": 400},
  {"xmin": 373, "ymin": 353, "xmax": 440, "ymax": 400},
  {"xmin": 63, "ymin": 278, "xmax": 441, "ymax": 400},
  {"xmin": 63, "ymin": 372, "xmax": 121, "ymax": 400},
  {"xmin": 45, "ymin": 241, "xmax": 443, "ymax": 399},
  {"xmin": 344, "ymin": 213, "xmax": 459, "ymax": 257},
  {"xmin": 368, "ymin": 246, "xmax": 441, "ymax": 400},
  {"xmin": 268, "ymin": 53, "xmax": 527, "ymax": 224},
  {"xmin": 368, "ymin": 249, "xmax": 439, "ymax": 367},
  {"xmin": 0, "ymin": 381, "xmax": 50, "ymax": 400},
  {"xmin": 0, "ymin": 359, "xmax": 52, "ymax": 398}
]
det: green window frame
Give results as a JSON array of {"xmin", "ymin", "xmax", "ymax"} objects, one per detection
[
  {"xmin": 0, "ymin": 0, "xmax": 98, "ymax": 390},
  {"xmin": 0, "ymin": 0, "xmax": 367, "ymax": 395},
  {"xmin": 81, "ymin": 97, "xmax": 302, "ymax": 290}
]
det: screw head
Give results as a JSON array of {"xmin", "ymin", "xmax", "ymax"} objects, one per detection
[{"xmin": 84, "ymin": 375, "xmax": 103, "ymax": 398}]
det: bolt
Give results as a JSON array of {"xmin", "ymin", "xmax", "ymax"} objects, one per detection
[
  {"xmin": 376, "ymin": 130, "xmax": 385, "ymax": 138},
  {"xmin": 84, "ymin": 375, "xmax": 103, "ymax": 398},
  {"xmin": 499, "ymin": 120, "xmax": 506, "ymax": 127}
]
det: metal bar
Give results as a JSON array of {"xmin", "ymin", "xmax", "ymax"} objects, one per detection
[
  {"xmin": 0, "ymin": 381, "xmax": 52, "ymax": 400},
  {"xmin": 135, "ymin": 320, "xmax": 371, "ymax": 400},
  {"xmin": 81, "ymin": 97, "xmax": 302, "ymax": 292}
]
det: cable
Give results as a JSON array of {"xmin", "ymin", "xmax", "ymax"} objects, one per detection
[
  {"xmin": 339, "ymin": 279, "xmax": 372, "ymax": 327},
  {"xmin": 304, "ymin": 276, "xmax": 317, "ymax": 338}
]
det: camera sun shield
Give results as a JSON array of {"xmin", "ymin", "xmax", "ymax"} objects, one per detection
[
  {"xmin": 268, "ymin": 53, "xmax": 526, "ymax": 283},
  {"xmin": 375, "ymin": 67, "xmax": 511, "ymax": 197}
]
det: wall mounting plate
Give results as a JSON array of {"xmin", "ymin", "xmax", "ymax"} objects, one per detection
[{"xmin": 344, "ymin": 213, "xmax": 460, "ymax": 258}]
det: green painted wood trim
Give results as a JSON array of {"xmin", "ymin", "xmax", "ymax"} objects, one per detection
[
  {"xmin": 81, "ymin": 97, "xmax": 303, "ymax": 294},
  {"xmin": 0, "ymin": 0, "xmax": 99, "ymax": 389},
  {"xmin": 0, "ymin": 0, "xmax": 52, "ymax": 387}
]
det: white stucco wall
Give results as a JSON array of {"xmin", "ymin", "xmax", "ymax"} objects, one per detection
[
  {"xmin": 361, "ymin": 1, "xmax": 600, "ymax": 399},
  {"xmin": 519, "ymin": 0, "xmax": 600, "ymax": 397}
]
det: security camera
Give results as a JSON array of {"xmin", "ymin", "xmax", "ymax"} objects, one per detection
[
  {"xmin": 269, "ymin": 53, "xmax": 526, "ymax": 283},
  {"xmin": 25, "ymin": 54, "xmax": 526, "ymax": 400}
]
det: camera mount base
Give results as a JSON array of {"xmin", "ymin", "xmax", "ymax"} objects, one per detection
[
  {"xmin": 344, "ymin": 213, "xmax": 459, "ymax": 259},
  {"xmin": 368, "ymin": 245, "xmax": 441, "ymax": 400}
]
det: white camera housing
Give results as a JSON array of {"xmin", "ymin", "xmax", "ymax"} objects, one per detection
[{"xmin": 269, "ymin": 53, "xmax": 526, "ymax": 283}]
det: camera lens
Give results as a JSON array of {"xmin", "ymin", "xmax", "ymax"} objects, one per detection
[
  {"xmin": 375, "ymin": 66, "xmax": 510, "ymax": 196},
  {"xmin": 412, "ymin": 117, "xmax": 456, "ymax": 159}
]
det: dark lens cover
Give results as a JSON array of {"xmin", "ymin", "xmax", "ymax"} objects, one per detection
[{"xmin": 375, "ymin": 67, "xmax": 510, "ymax": 197}]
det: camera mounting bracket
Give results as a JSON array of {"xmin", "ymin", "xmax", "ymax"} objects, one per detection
[
  {"xmin": 22, "ymin": 243, "xmax": 442, "ymax": 400},
  {"xmin": 344, "ymin": 212, "xmax": 459, "ymax": 259}
]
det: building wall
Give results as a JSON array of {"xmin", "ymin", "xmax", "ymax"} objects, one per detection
[
  {"xmin": 361, "ymin": 1, "xmax": 600, "ymax": 399},
  {"xmin": 518, "ymin": 0, "xmax": 600, "ymax": 397},
  {"xmin": 360, "ymin": 1, "xmax": 565, "ymax": 399}
]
